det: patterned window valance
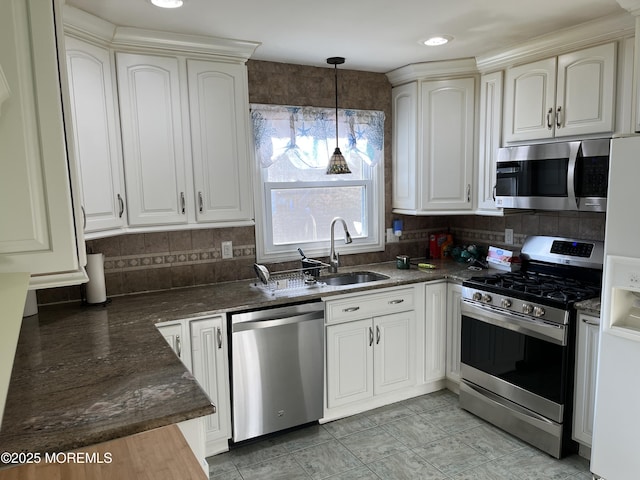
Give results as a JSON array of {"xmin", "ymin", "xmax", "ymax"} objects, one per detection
[{"xmin": 251, "ymin": 104, "xmax": 384, "ymax": 169}]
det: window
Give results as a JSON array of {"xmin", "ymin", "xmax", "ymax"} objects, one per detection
[{"xmin": 251, "ymin": 104, "xmax": 385, "ymax": 263}]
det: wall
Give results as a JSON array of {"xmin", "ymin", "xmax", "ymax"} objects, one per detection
[{"xmin": 37, "ymin": 61, "xmax": 604, "ymax": 304}]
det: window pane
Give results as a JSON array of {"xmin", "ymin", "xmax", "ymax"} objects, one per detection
[
  {"xmin": 271, "ymin": 186, "xmax": 366, "ymax": 245},
  {"xmin": 265, "ymin": 141, "xmax": 368, "ymax": 182}
]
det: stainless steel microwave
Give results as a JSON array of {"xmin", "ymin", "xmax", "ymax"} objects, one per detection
[{"xmin": 495, "ymin": 138, "xmax": 610, "ymax": 212}]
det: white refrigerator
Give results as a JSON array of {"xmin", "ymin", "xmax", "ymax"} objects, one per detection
[{"xmin": 591, "ymin": 135, "xmax": 640, "ymax": 479}]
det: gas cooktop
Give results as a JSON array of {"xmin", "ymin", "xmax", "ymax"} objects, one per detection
[{"xmin": 465, "ymin": 271, "xmax": 601, "ymax": 307}]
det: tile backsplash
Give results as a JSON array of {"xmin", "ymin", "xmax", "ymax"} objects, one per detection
[{"xmin": 36, "ymin": 211, "xmax": 605, "ymax": 305}]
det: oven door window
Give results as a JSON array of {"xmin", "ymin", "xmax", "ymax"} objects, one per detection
[
  {"xmin": 496, "ymin": 158, "xmax": 568, "ymax": 197},
  {"xmin": 461, "ymin": 315, "xmax": 568, "ymax": 404}
]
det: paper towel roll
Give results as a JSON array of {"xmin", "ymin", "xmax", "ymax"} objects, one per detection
[{"xmin": 86, "ymin": 253, "xmax": 107, "ymax": 304}]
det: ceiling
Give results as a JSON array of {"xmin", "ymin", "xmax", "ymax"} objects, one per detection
[{"xmin": 64, "ymin": 0, "xmax": 626, "ymax": 73}]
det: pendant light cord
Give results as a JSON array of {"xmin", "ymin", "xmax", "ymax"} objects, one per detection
[{"xmin": 334, "ymin": 63, "xmax": 339, "ymax": 149}]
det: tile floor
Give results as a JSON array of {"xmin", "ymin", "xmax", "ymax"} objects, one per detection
[{"xmin": 207, "ymin": 390, "xmax": 592, "ymax": 480}]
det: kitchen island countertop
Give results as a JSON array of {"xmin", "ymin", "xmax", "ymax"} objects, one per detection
[{"xmin": 0, "ymin": 259, "xmax": 478, "ymax": 457}]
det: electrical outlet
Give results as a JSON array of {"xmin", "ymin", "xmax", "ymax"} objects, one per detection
[
  {"xmin": 221, "ymin": 241, "xmax": 233, "ymax": 259},
  {"xmin": 505, "ymin": 228, "xmax": 514, "ymax": 245},
  {"xmin": 386, "ymin": 228, "xmax": 399, "ymax": 243}
]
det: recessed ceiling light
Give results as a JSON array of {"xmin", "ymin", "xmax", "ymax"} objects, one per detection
[
  {"xmin": 423, "ymin": 35, "xmax": 453, "ymax": 47},
  {"xmin": 150, "ymin": 0, "xmax": 184, "ymax": 8}
]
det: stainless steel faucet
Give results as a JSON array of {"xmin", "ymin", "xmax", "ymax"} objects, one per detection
[{"xmin": 328, "ymin": 217, "xmax": 352, "ymax": 273}]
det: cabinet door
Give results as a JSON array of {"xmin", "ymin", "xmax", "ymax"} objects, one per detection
[
  {"xmin": 116, "ymin": 52, "xmax": 187, "ymax": 226},
  {"xmin": 504, "ymin": 57, "xmax": 556, "ymax": 142},
  {"xmin": 326, "ymin": 319, "xmax": 374, "ymax": 408},
  {"xmin": 419, "ymin": 78, "xmax": 475, "ymax": 211},
  {"xmin": 476, "ymin": 72, "xmax": 503, "ymax": 214},
  {"xmin": 446, "ymin": 283, "xmax": 462, "ymax": 383},
  {"xmin": 0, "ymin": 0, "xmax": 84, "ymax": 287},
  {"xmin": 187, "ymin": 60, "xmax": 253, "ymax": 223},
  {"xmin": 391, "ymin": 82, "xmax": 418, "ymax": 212},
  {"xmin": 424, "ymin": 282, "xmax": 447, "ymax": 382},
  {"xmin": 157, "ymin": 322, "xmax": 186, "ymax": 361},
  {"xmin": 573, "ymin": 313, "xmax": 600, "ymax": 446},
  {"xmin": 556, "ymin": 43, "xmax": 616, "ymax": 138},
  {"xmin": 373, "ymin": 311, "xmax": 416, "ymax": 395},
  {"xmin": 190, "ymin": 315, "xmax": 230, "ymax": 448},
  {"xmin": 65, "ymin": 37, "xmax": 126, "ymax": 233}
]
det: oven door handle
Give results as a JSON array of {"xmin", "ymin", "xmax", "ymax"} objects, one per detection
[{"xmin": 461, "ymin": 300, "xmax": 567, "ymax": 346}]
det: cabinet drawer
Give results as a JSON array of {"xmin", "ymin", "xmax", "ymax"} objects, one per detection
[{"xmin": 326, "ymin": 287, "xmax": 415, "ymax": 324}]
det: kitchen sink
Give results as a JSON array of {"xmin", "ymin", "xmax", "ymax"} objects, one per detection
[{"xmin": 321, "ymin": 271, "xmax": 390, "ymax": 286}]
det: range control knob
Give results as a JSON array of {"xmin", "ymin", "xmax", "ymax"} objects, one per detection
[
  {"xmin": 482, "ymin": 294, "xmax": 492, "ymax": 304},
  {"xmin": 501, "ymin": 298, "xmax": 512, "ymax": 308},
  {"xmin": 533, "ymin": 306, "xmax": 546, "ymax": 317},
  {"xmin": 522, "ymin": 303, "xmax": 534, "ymax": 315},
  {"xmin": 472, "ymin": 292, "xmax": 482, "ymax": 301}
]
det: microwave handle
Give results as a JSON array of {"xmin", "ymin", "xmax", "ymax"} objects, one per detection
[{"xmin": 567, "ymin": 142, "xmax": 580, "ymax": 209}]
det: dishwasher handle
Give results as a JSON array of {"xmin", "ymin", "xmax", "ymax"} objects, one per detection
[{"xmin": 232, "ymin": 310, "xmax": 323, "ymax": 333}]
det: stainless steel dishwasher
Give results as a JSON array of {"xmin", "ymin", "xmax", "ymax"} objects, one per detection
[{"xmin": 230, "ymin": 300, "xmax": 324, "ymax": 442}]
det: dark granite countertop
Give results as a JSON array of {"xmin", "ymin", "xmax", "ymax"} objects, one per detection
[
  {"xmin": 575, "ymin": 297, "xmax": 602, "ymax": 316},
  {"xmin": 0, "ymin": 259, "xmax": 479, "ymax": 457}
]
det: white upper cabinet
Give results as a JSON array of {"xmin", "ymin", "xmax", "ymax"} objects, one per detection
[
  {"xmin": 0, "ymin": 0, "xmax": 86, "ymax": 289},
  {"xmin": 556, "ymin": 43, "xmax": 616, "ymax": 137},
  {"xmin": 116, "ymin": 53, "xmax": 188, "ymax": 227},
  {"xmin": 389, "ymin": 60, "xmax": 476, "ymax": 216},
  {"xmin": 504, "ymin": 43, "xmax": 616, "ymax": 143},
  {"xmin": 391, "ymin": 82, "xmax": 417, "ymax": 212},
  {"xmin": 187, "ymin": 60, "xmax": 253, "ymax": 223},
  {"xmin": 475, "ymin": 71, "xmax": 504, "ymax": 215},
  {"xmin": 65, "ymin": 36, "xmax": 126, "ymax": 233},
  {"xmin": 63, "ymin": 6, "xmax": 259, "ymax": 235},
  {"xmin": 419, "ymin": 78, "xmax": 475, "ymax": 212}
]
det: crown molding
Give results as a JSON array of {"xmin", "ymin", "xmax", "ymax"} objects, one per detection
[
  {"xmin": 63, "ymin": 5, "xmax": 116, "ymax": 45},
  {"xmin": 476, "ymin": 13, "xmax": 635, "ymax": 73},
  {"xmin": 111, "ymin": 27, "xmax": 260, "ymax": 61},
  {"xmin": 617, "ymin": 0, "xmax": 640, "ymax": 16},
  {"xmin": 386, "ymin": 58, "xmax": 478, "ymax": 86},
  {"xmin": 62, "ymin": 5, "xmax": 260, "ymax": 61}
]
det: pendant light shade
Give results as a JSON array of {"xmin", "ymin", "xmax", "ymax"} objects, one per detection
[{"xmin": 326, "ymin": 57, "xmax": 351, "ymax": 175}]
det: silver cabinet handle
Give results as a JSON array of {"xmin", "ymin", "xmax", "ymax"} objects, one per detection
[
  {"xmin": 388, "ymin": 299, "xmax": 404, "ymax": 305},
  {"xmin": 466, "ymin": 184, "xmax": 471, "ymax": 203},
  {"xmin": 376, "ymin": 325, "xmax": 381, "ymax": 344},
  {"xmin": 556, "ymin": 106, "xmax": 562, "ymax": 128},
  {"xmin": 176, "ymin": 334, "xmax": 181, "ymax": 358},
  {"xmin": 546, "ymin": 107, "xmax": 554, "ymax": 129},
  {"xmin": 369, "ymin": 326, "xmax": 374, "ymax": 346},
  {"xmin": 117, "ymin": 193, "xmax": 124, "ymax": 218},
  {"xmin": 180, "ymin": 192, "xmax": 185, "ymax": 214},
  {"xmin": 343, "ymin": 306, "xmax": 360, "ymax": 313},
  {"xmin": 216, "ymin": 327, "xmax": 222, "ymax": 349},
  {"xmin": 81, "ymin": 205, "xmax": 86, "ymax": 230},
  {"xmin": 582, "ymin": 317, "xmax": 600, "ymax": 326},
  {"xmin": 198, "ymin": 191, "xmax": 204, "ymax": 213}
]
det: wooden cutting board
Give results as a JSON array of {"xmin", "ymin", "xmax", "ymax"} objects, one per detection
[{"xmin": 0, "ymin": 424, "xmax": 207, "ymax": 480}]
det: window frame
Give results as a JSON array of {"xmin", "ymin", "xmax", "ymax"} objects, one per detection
[{"xmin": 253, "ymin": 131, "xmax": 385, "ymax": 264}]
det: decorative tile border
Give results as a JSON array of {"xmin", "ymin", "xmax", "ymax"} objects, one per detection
[
  {"xmin": 450, "ymin": 228, "xmax": 526, "ymax": 247},
  {"xmin": 103, "ymin": 245, "xmax": 257, "ymax": 272}
]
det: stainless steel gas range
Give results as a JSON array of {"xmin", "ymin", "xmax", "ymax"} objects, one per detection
[{"xmin": 459, "ymin": 235, "xmax": 603, "ymax": 458}]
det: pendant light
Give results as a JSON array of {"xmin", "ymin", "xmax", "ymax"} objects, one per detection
[{"xmin": 326, "ymin": 57, "xmax": 351, "ymax": 175}]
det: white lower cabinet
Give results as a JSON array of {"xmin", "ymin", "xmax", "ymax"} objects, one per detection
[
  {"xmin": 156, "ymin": 315, "xmax": 231, "ymax": 457},
  {"xmin": 190, "ymin": 315, "xmax": 231, "ymax": 453},
  {"xmin": 573, "ymin": 312, "xmax": 600, "ymax": 448},
  {"xmin": 325, "ymin": 287, "xmax": 417, "ymax": 410},
  {"xmin": 424, "ymin": 282, "xmax": 447, "ymax": 383},
  {"xmin": 445, "ymin": 283, "xmax": 462, "ymax": 387}
]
